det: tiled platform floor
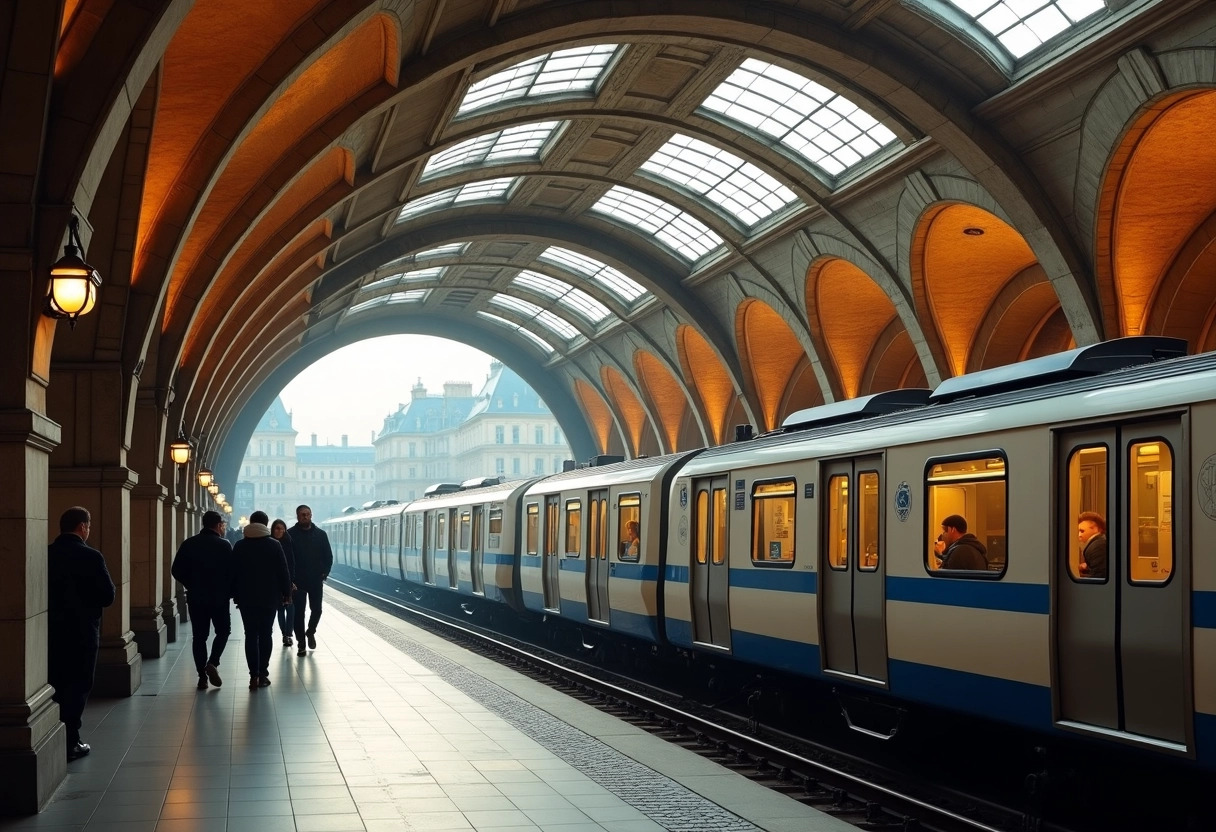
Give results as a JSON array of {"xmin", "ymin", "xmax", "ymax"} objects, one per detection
[{"xmin": 2, "ymin": 590, "xmax": 855, "ymax": 832}]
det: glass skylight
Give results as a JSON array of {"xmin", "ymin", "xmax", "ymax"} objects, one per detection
[
  {"xmin": 349, "ymin": 289, "xmax": 429, "ymax": 315},
  {"xmin": 363, "ymin": 267, "xmax": 445, "ymax": 293},
  {"xmin": 941, "ymin": 0, "xmax": 1104, "ymax": 57},
  {"xmin": 513, "ymin": 270, "xmax": 610, "ymax": 324},
  {"xmin": 490, "ymin": 294, "xmax": 581, "ymax": 341},
  {"xmin": 640, "ymin": 134, "xmax": 798, "ymax": 227},
  {"xmin": 380, "ymin": 243, "xmax": 467, "ymax": 270},
  {"xmin": 396, "ymin": 178, "xmax": 515, "ymax": 223},
  {"xmin": 591, "ymin": 186, "xmax": 724, "ymax": 262},
  {"xmin": 457, "ymin": 44, "xmax": 619, "ymax": 115},
  {"xmin": 701, "ymin": 58, "xmax": 899, "ymax": 177},
  {"xmin": 538, "ymin": 247, "xmax": 647, "ymax": 303},
  {"xmin": 477, "ymin": 311, "xmax": 556, "ymax": 355},
  {"xmin": 422, "ymin": 122, "xmax": 562, "ymax": 179}
]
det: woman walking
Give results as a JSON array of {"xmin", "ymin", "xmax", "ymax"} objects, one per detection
[
  {"xmin": 232, "ymin": 511, "xmax": 292, "ymax": 689},
  {"xmin": 271, "ymin": 519, "xmax": 297, "ymax": 647}
]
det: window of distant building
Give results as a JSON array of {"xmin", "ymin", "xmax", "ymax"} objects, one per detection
[
  {"xmin": 496, "ymin": 398, "xmax": 503, "ymax": 408},
  {"xmin": 409, "ymin": 467, "xmax": 416, "ymax": 477},
  {"xmin": 513, "ymin": 458, "xmax": 521, "ymax": 474},
  {"xmin": 535, "ymin": 426, "xmax": 544, "ymax": 444},
  {"xmin": 495, "ymin": 458, "xmax": 505, "ymax": 474},
  {"xmin": 277, "ymin": 441, "xmax": 285, "ymax": 455},
  {"xmin": 513, "ymin": 393, "xmax": 519, "ymax": 406},
  {"xmin": 409, "ymin": 442, "xmax": 416, "ymax": 457},
  {"xmin": 554, "ymin": 427, "xmax": 562, "ymax": 444},
  {"xmin": 534, "ymin": 458, "xmax": 545, "ymax": 474},
  {"xmin": 512, "ymin": 426, "xmax": 520, "ymax": 444},
  {"xmin": 495, "ymin": 426, "xmax": 504, "ymax": 443}
]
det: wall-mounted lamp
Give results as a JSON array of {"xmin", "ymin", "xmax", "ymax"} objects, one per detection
[
  {"xmin": 197, "ymin": 468, "xmax": 213, "ymax": 488},
  {"xmin": 207, "ymin": 483, "xmax": 219, "ymax": 496},
  {"xmin": 44, "ymin": 214, "xmax": 102, "ymax": 329},
  {"xmin": 215, "ymin": 493, "xmax": 226, "ymax": 505},
  {"xmin": 168, "ymin": 433, "xmax": 193, "ymax": 465}
]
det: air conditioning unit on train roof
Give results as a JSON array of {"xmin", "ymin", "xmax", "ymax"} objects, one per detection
[
  {"xmin": 424, "ymin": 482, "xmax": 462, "ymax": 496},
  {"xmin": 460, "ymin": 476, "xmax": 503, "ymax": 490}
]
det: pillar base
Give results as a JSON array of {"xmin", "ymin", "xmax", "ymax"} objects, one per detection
[
  {"xmin": 131, "ymin": 606, "xmax": 166, "ymax": 659},
  {"xmin": 93, "ymin": 639, "xmax": 142, "ymax": 697},
  {"xmin": 162, "ymin": 597, "xmax": 179, "ymax": 643},
  {"xmin": 0, "ymin": 690, "xmax": 67, "ymax": 815}
]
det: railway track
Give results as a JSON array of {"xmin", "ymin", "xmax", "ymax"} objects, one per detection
[{"xmin": 329, "ymin": 574, "xmax": 1045, "ymax": 832}]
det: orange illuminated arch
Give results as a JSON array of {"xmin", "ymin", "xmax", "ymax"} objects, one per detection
[
  {"xmin": 601, "ymin": 366, "xmax": 651, "ymax": 457},
  {"xmin": 634, "ymin": 351, "xmax": 690, "ymax": 453},
  {"xmin": 913, "ymin": 203, "xmax": 1040, "ymax": 377},
  {"xmin": 808, "ymin": 257, "xmax": 900, "ymax": 399},
  {"xmin": 676, "ymin": 325, "xmax": 736, "ymax": 445},
  {"xmin": 573, "ymin": 379, "xmax": 615, "ymax": 455},
  {"xmin": 736, "ymin": 300, "xmax": 817, "ymax": 432},
  {"xmin": 1100, "ymin": 90, "xmax": 1216, "ymax": 349}
]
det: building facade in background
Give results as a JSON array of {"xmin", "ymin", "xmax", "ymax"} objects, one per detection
[{"xmin": 376, "ymin": 361, "xmax": 571, "ymax": 502}]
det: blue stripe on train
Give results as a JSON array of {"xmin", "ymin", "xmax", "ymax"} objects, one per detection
[
  {"xmin": 1194, "ymin": 590, "xmax": 1216, "ymax": 630},
  {"xmin": 886, "ymin": 575, "xmax": 1049, "ymax": 614},
  {"xmin": 663, "ymin": 565, "xmax": 816, "ymax": 593},
  {"xmin": 518, "ymin": 590, "xmax": 661, "ymax": 640},
  {"xmin": 1197, "ymin": 712, "xmax": 1216, "ymax": 769}
]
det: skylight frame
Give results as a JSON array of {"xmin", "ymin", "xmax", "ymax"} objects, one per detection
[
  {"xmin": 700, "ymin": 58, "xmax": 900, "ymax": 179},
  {"xmin": 363, "ymin": 266, "xmax": 446, "ymax": 293},
  {"xmin": 395, "ymin": 179, "xmax": 516, "ymax": 224},
  {"xmin": 489, "ymin": 294, "xmax": 582, "ymax": 341},
  {"xmin": 348, "ymin": 289, "xmax": 430, "ymax": 315},
  {"xmin": 590, "ymin": 186, "xmax": 725, "ymax": 262},
  {"xmin": 512, "ymin": 270, "xmax": 611, "ymax": 324},
  {"xmin": 639, "ymin": 134, "xmax": 799, "ymax": 228},
  {"xmin": 456, "ymin": 44, "xmax": 620, "ymax": 116},
  {"xmin": 937, "ymin": 0, "xmax": 1106, "ymax": 58},
  {"xmin": 477, "ymin": 311, "xmax": 557, "ymax": 355},
  {"xmin": 379, "ymin": 243, "xmax": 468, "ymax": 272},
  {"xmin": 537, "ymin": 247, "xmax": 648, "ymax": 303},
  {"xmin": 422, "ymin": 122, "xmax": 563, "ymax": 180}
]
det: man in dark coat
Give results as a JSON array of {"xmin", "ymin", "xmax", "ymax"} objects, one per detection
[
  {"xmin": 47, "ymin": 506, "xmax": 116, "ymax": 761},
  {"xmin": 171, "ymin": 510, "xmax": 235, "ymax": 689},
  {"xmin": 232, "ymin": 511, "xmax": 292, "ymax": 689},
  {"xmin": 935, "ymin": 514, "xmax": 989, "ymax": 571},
  {"xmin": 289, "ymin": 504, "xmax": 334, "ymax": 656},
  {"xmin": 1078, "ymin": 511, "xmax": 1108, "ymax": 579}
]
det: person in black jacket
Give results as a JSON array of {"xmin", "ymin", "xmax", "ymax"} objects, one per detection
[
  {"xmin": 933, "ymin": 514, "xmax": 989, "ymax": 571},
  {"xmin": 271, "ymin": 518, "xmax": 297, "ymax": 647},
  {"xmin": 171, "ymin": 510, "xmax": 235, "ymax": 690},
  {"xmin": 232, "ymin": 511, "xmax": 292, "ymax": 689},
  {"xmin": 289, "ymin": 504, "xmax": 333, "ymax": 657},
  {"xmin": 47, "ymin": 506, "xmax": 116, "ymax": 761},
  {"xmin": 1078, "ymin": 511, "xmax": 1108, "ymax": 579}
]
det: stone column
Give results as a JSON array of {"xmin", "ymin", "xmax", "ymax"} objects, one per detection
[
  {"xmin": 129, "ymin": 482, "xmax": 167, "ymax": 658},
  {"xmin": 0, "ymin": 409, "xmax": 66, "ymax": 813},
  {"xmin": 174, "ymin": 495, "xmax": 191, "ymax": 625},
  {"xmin": 48, "ymin": 466, "xmax": 142, "ymax": 696},
  {"xmin": 161, "ymin": 492, "xmax": 180, "ymax": 642}
]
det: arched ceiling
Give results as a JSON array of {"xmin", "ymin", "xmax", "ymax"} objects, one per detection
[{"xmin": 36, "ymin": 0, "xmax": 1209, "ymax": 481}]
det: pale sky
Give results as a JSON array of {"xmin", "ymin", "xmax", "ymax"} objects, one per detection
[{"xmin": 277, "ymin": 335, "xmax": 497, "ymax": 447}]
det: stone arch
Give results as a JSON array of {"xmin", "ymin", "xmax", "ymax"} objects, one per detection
[
  {"xmin": 600, "ymin": 366, "xmax": 659, "ymax": 457},
  {"xmin": 634, "ymin": 350, "xmax": 694, "ymax": 453},
  {"xmin": 968, "ymin": 264, "xmax": 1073, "ymax": 371},
  {"xmin": 675, "ymin": 324, "xmax": 744, "ymax": 447},
  {"xmin": 735, "ymin": 299, "xmax": 818, "ymax": 432}
]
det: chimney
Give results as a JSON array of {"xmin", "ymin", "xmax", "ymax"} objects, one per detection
[
  {"xmin": 341, "ymin": 434, "xmax": 348, "ymax": 447},
  {"xmin": 443, "ymin": 381, "xmax": 472, "ymax": 398},
  {"xmin": 311, "ymin": 433, "xmax": 317, "ymax": 446},
  {"xmin": 411, "ymin": 378, "xmax": 427, "ymax": 401}
]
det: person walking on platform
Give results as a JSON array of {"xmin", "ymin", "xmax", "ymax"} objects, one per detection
[
  {"xmin": 47, "ymin": 506, "xmax": 116, "ymax": 761},
  {"xmin": 171, "ymin": 510, "xmax": 235, "ymax": 689},
  {"xmin": 289, "ymin": 504, "xmax": 333, "ymax": 657},
  {"xmin": 271, "ymin": 518, "xmax": 297, "ymax": 646},
  {"xmin": 232, "ymin": 511, "xmax": 292, "ymax": 689}
]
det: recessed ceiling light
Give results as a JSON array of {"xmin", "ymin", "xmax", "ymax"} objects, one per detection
[{"xmin": 963, "ymin": 227, "xmax": 985, "ymax": 236}]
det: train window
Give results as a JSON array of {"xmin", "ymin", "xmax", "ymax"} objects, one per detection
[
  {"xmin": 436, "ymin": 513, "xmax": 447, "ymax": 551},
  {"xmin": 526, "ymin": 503, "xmax": 539, "ymax": 555},
  {"xmin": 458, "ymin": 511, "xmax": 471, "ymax": 551},
  {"xmin": 1128, "ymin": 440, "xmax": 1173, "ymax": 585},
  {"xmin": 713, "ymin": 486, "xmax": 728, "ymax": 566},
  {"xmin": 925, "ymin": 453, "xmax": 1007, "ymax": 576},
  {"xmin": 565, "ymin": 499, "xmax": 582, "ymax": 556},
  {"xmin": 544, "ymin": 498, "xmax": 560, "ymax": 557},
  {"xmin": 488, "ymin": 508, "xmax": 503, "ymax": 535},
  {"xmin": 361, "ymin": 521, "xmax": 369, "ymax": 547},
  {"xmin": 1066, "ymin": 445, "xmax": 1108, "ymax": 581},
  {"xmin": 390, "ymin": 516, "xmax": 400, "ymax": 548},
  {"xmin": 618, "ymin": 493, "xmax": 641, "ymax": 561},
  {"xmin": 826, "ymin": 474, "xmax": 848, "ymax": 570},
  {"xmin": 694, "ymin": 489, "xmax": 708, "ymax": 566},
  {"xmin": 591, "ymin": 496, "xmax": 608, "ymax": 560},
  {"xmin": 859, "ymin": 471, "xmax": 879, "ymax": 571},
  {"xmin": 750, "ymin": 479, "xmax": 795, "ymax": 565}
]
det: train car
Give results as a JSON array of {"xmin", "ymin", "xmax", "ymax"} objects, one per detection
[
  {"xmin": 665, "ymin": 337, "xmax": 1215, "ymax": 767},
  {"xmin": 518, "ymin": 451, "xmax": 701, "ymax": 642},
  {"xmin": 327, "ymin": 501, "xmax": 403, "ymax": 576},
  {"xmin": 399, "ymin": 477, "xmax": 537, "ymax": 611}
]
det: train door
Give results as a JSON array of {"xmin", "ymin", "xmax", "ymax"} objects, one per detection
[
  {"xmin": 471, "ymin": 506, "xmax": 485, "ymax": 595},
  {"xmin": 690, "ymin": 476, "xmax": 731, "ymax": 650},
  {"xmin": 1055, "ymin": 419, "xmax": 1191, "ymax": 749},
  {"xmin": 448, "ymin": 508, "xmax": 459, "ymax": 589},
  {"xmin": 820, "ymin": 457, "xmax": 888, "ymax": 682},
  {"xmin": 543, "ymin": 495, "xmax": 561, "ymax": 610},
  {"xmin": 586, "ymin": 490, "xmax": 609, "ymax": 623},
  {"xmin": 422, "ymin": 511, "xmax": 435, "ymax": 585}
]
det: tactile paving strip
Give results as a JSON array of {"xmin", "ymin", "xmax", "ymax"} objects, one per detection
[{"xmin": 330, "ymin": 596, "xmax": 763, "ymax": 831}]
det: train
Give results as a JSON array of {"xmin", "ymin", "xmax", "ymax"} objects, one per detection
[{"xmin": 323, "ymin": 336, "xmax": 1215, "ymax": 772}]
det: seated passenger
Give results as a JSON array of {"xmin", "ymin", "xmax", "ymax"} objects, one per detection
[
  {"xmin": 622, "ymin": 520, "xmax": 640, "ymax": 559},
  {"xmin": 933, "ymin": 514, "xmax": 988, "ymax": 570},
  {"xmin": 1077, "ymin": 511, "xmax": 1107, "ymax": 579}
]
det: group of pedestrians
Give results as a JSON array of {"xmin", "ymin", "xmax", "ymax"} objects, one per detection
[{"xmin": 45, "ymin": 504, "xmax": 333, "ymax": 763}]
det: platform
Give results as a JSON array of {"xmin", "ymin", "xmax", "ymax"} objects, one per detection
[{"xmin": 1, "ymin": 591, "xmax": 855, "ymax": 832}]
